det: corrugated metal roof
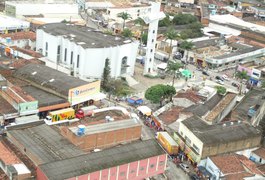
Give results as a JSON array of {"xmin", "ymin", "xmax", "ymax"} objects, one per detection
[{"xmin": 39, "ymin": 139, "xmax": 165, "ymax": 180}]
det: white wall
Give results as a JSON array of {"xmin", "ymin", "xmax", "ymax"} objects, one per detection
[
  {"xmin": 106, "ymin": 6, "xmax": 151, "ymax": 22},
  {"xmin": 6, "ymin": 2, "xmax": 78, "ymax": 17},
  {"xmin": 36, "ymin": 29, "xmax": 139, "ymax": 79},
  {"xmin": 205, "ymin": 157, "xmax": 223, "ymax": 180},
  {"xmin": 178, "ymin": 122, "xmax": 204, "ymax": 155}
]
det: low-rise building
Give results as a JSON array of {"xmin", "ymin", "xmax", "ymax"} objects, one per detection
[
  {"xmin": 174, "ymin": 116, "xmax": 262, "ymax": 162},
  {"xmin": 200, "ymin": 154, "xmax": 263, "ymax": 180},
  {"xmin": 0, "ymin": 31, "xmax": 36, "ymax": 50},
  {"xmin": 36, "ymin": 139, "xmax": 167, "ymax": 180},
  {"xmin": 36, "ymin": 23, "xmax": 139, "ymax": 79},
  {"xmin": 231, "ymin": 89, "xmax": 265, "ymax": 126},
  {"xmin": 61, "ymin": 118, "xmax": 142, "ymax": 151},
  {"xmin": 0, "ymin": 14, "xmax": 30, "ymax": 34}
]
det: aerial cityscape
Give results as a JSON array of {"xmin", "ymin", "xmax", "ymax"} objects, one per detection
[{"xmin": 0, "ymin": 0, "xmax": 264, "ymax": 179}]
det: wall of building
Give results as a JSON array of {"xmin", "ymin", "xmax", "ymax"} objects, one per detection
[
  {"xmin": 178, "ymin": 123, "xmax": 204, "ymax": 155},
  {"xmin": 60, "ymin": 125, "xmax": 142, "ymax": 151},
  {"xmin": 5, "ymin": 3, "xmax": 78, "ymax": 17},
  {"xmin": 36, "ymin": 29, "xmax": 139, "ymax": 78},
  {"xmin": 106, "ymin": 6, "xmax": 151, "ymax": 22},
  {"xmin": 204, "ymin": 157, "xmax": 223, "ymax": 180},
  {"xmin": 251, "ymin": 101, "xmax": 265, "ymax": 127},
  {"xmin": 201, "ymin": 136, "xmax": 262, "ymax": 159},
  {"xmin": 37, "ymin": 154, "xmax": 167, "ymax": 180}
]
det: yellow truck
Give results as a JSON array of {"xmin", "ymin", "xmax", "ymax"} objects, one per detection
[
  {"xmin": 46, "ymin": 108, "xmax": 75, "ymax": 122},
  {"xmin": 156, "ymin": 132, "xmax": 179, "ymax": 155}
]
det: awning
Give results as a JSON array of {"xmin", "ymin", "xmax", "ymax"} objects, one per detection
[
  {"xmin": 137, "ymin": 106, "xmax": 152, "ymax": 116},
  {"xmin": 181, "ymin": 69, "xmax": 192, "ymax": 78},
  {"xmin": 71, "ymin": 92, "xmax": 106, "ymax": 106}
]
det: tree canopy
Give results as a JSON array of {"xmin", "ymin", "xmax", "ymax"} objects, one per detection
[
  {"xmin": 159, "ymin": 15, "xmax": 171, "ymax": 27},
  {"xmin": 117, "ymin": 12, "xmax": 132, "ymax": 30},
  {"xmin": 166, "ymin": 60, "xmax": 183, "ymax": 86},
  {"xmin": 172, "ymin": 14, "xmax": 198, "ymax": 25},
  {"xmin": 101, "ymin": 58, "xmax": 111, "ymax": 91},
  {"xmin": 236, "ymin": 71, "xmax": 249, "ymax": 80},
  {"xmin": 141, "ymin": 33, "xmax": 148, "ymax": 45},
  {"xmin": 215, "ymin": 86, "xmax": 226, "ymax": 95},
  {"xmin": 145, "ymin": 84, "xmax": 176, "ymax": 104},
  {"xmin": 180, "ymin": 22, "xmax": 203, "ymax": 39},
  {"xmin": 164, "ymin": 27, "xmax": 180, "ymax": 60},
  {"xmin": 179, "ymin": 40, "xmax": 194, "ymax": 50},
  {"xmin": 122, "ymin": 28, "xmax": 133, "ymax": 37}
]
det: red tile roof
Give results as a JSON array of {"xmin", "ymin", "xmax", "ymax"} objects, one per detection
[
  {"xmin": 211, "ymin": 154, "xmax": 245, "ymax": 174},
  {"xmin": 252, "ymin": 148, "xmax": 265, "ymax": 160},
  {"xmin": 225, "ymin": 172, "xmax": 254, "ymax": 180},
  {"xmin": 0, "ymin": 141, "xmax": 21, "ymax": 165},
  {"xmin": 158, "ymin": 106, "xmax": 183, "ymax": 125},
  {"xmin": 0, "ymin": 31, "xmax": 36, "ymax": 41},
  {"xmin": 236, "ymin": 154, "xmax": 263, "ymax": 175}
]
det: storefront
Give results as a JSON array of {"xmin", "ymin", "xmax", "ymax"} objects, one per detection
[{"xmin": 68, "ymin": 80, "xmax": 106, "ymax": 108}]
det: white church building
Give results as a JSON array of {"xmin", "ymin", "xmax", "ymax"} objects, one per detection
[{"xmin": 36, "ymin": 23, "xmax": 139, "ymax": 79}]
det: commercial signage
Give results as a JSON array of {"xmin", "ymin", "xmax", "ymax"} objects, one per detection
[
  {"xmin": 19, "ymin": 101, "xmax": 38, "ymax": 114},
  {"xmin": 68, "ymin": 80, "xmax": 100, "ymax": 105}
]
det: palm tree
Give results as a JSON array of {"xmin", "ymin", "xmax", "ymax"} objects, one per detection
[
  {"xmin": 166, "ymin": 60, "xmax": 183, "ymax": 87},
  {"xmin": 179, "ymin": 40, "xmax": 194, "ymax": 64},
  {"xmin": 134, "ymin": 17, "xmax": 146, "ymax": 46},
  {"xmin": 164, "ymin": 27, "xmax": 180, "ymax": 61},
  {"xmin": 117, "ymin": 12, "xmax": 132, "ymax": 30},
  {"xmin": 235, "ymin": 70, "xmax": 249, "ymax": 95}
]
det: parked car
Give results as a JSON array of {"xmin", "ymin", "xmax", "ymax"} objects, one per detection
[
  {"xmin": 216, "ymin": 79, "xmax": 224, "ymax": 85},
  {"xmin": 232, "ymin": 82, "xmax": 240, "ymax": 88},
  {"xmin": 215, "ymin": 76, "xmax": 223, "ymax": 81},
  {"xmin": 190, "ymin": 173, "xmax": 200, "ymax": 180},
  {"xmin": 202, "ymin": 71, "xmax": 209, "ymax": 76},
  {"xmin": 179, "ymin": 163, "xmax": 190, "ymax": 173},
  {"xmin": 222, "ymin": 75, "xmax": 229, "ymax": 81}
]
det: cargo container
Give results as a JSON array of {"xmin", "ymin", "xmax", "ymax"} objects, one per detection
[
  {"xmin": 157, "ymin": 132, "xmax": 178, "ymax": 155},
  {"xmin": 75, "ymin": 105, "xmax": 98, "ymax": 119},
  {"xmin": 46, "ymin": 108, "xmax": 75, "ymax": 122}
]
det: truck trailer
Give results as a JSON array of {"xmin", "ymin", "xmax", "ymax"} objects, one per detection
[
  {"xmin": 156, "ymin": 132, "xmax": 178, "ymax": 155},
  {"xmin": 75, "ymin": 105, "xmax": 98, "ymax": 119},
  {"xmin": 46, "ymin": 108, "xmax": 75, "ymax": 122}
]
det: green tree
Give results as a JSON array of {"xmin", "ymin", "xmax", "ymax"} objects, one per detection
[
  {"xmin": 180, "ymin": 22, "xmax": 203, "ymax": 39},
  {"xmin": 122, "ymin": 28, "xmax": 133, "ymax": 37},
  {"xmin": 179, "ymin": 41, "xmax": 194, "ymax": 63},
  {"xmin": 101, "ymin": 58, "xmax": 111, "ymax": 91},
  {"xmin": 172, "ymin": 14, "xmax": 198, "ymax": 25},
  {"xmin": 166, "ymin": 60, "xmax": 183, "ymax": 87},
  {"xmin": 215, "ymin": 86, "xmax": 227, "ymax": 95},
  {"xmin": 164, "ymin": 27, "xmax": 180, "ymax": 60},
  {"xmin": 117, "ymin": 12, "xmax": 132, "ymax": 30},
  {"xmin": 235, "ymin": 70, "xmax": 249, "ymax": 95},
  {"xmin": 159, "ymin": 14, "xmax": 171, "ymax": 27},
  {"xmin": 134, "ymin": 17, "xmax": 146, "ymax": 43},
  {"xmin": 141, "ymin": 33, "xmax": 148, "ymax": 45},
  {"xmin": 145, "ymin": 84, "xmax": 176, "ymax": 106}
]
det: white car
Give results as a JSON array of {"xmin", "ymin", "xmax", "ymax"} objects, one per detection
[
  {"xmin": 216, "ymin": 79, "xmax": 224, "ymax": 85},
  {"xmin": 222, "ymin": 75, "xmax": 229, "ymax": 81},
  {"xmin": 179, "ymin": 163, "xmax": 190, "ymax": 173}
]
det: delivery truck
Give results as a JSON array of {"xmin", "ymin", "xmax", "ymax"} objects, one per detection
[
  {"xmin": 75, "ymin": 105, "xmax": 98, "ymax": 119},
  {"xmin": 156, "ymin": 132, "xmax": 178, "ymax": 155},
  {"xmin": 46, "ymin": 108, "xmax": 75, "ymax": 122}
]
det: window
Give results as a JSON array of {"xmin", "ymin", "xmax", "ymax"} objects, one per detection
[
  {"xmin": 159, "ymin": 161, "xmax": 164, "ymax": 166},
  {"xmin": 140, "ymin": 167, "xmax": 145, "ymax": 171},
  {"xmin": 70, "ymin": 51, "xmax": 73, "ymax": 64},
  {"xmin": 45, "ymin": 42, "xmax": 48, "ymax": 56},
  {"xmin": 180, "ymin": 131, "xmax": 183, "ymax": 136},
  {"xmin": 152, "ymin": 39, "xmax": 154, "ymax": 43},
  {"xmin": 57, "ymin": 45, "xmax": 60, "ymax": 54},
  {"xmin": 150, "ymin": 49, "xmax": 153, "ymax": 53},
  {"xmin": 149, "ymin": 58, "xmax": 152, "ymax": 62},
  {"xmin": 150, "ymin": 164, "xmax": 155, "ymax": 168},
  {"xmin": 185, "ymin": 136, "xmax": 191, "ymax": 145},
  {"xmin": 64, "ymin": 48, "xmax": 67, "ymax": 62},
  {"xmin": 153, "ymin": 30, "xmax": 155, "ymax": 34},
  {"xmin": 77, "ymin": 55, "xmax": 80, "ymax": 68},
  {"xmin": 120, "ymin": 172, "xmax": 125, "ymax": 176},
  {"xmin": 130, "ymin": 170, "xmax": 135, "ymax": 174},
  {"xmin": 193, "ymin": 144, "xmax": 200, "ymax": 153}
]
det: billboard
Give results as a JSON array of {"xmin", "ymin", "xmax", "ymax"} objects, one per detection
[{"xmin": 68, "ymin": 80, "xmax": 101, "ymax": 105}]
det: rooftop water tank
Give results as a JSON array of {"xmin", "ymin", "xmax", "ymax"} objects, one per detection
[
  {"xmin": 77, "ymin": 125, "xmax": 86, "ymax": 136},
  {"xmin": 105, "ymin": 116, "xmax": 111, "ymax": 122}
]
